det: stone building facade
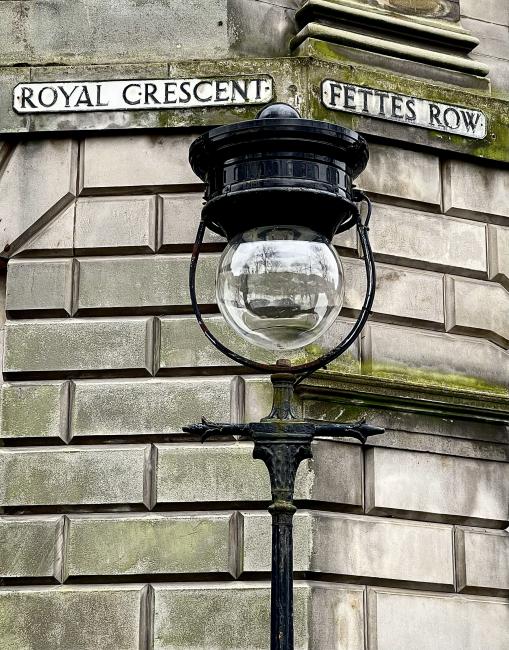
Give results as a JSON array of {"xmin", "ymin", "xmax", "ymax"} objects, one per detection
[{"xmin": 0, "ymin": 1, "xmax": 508, "ymax": 648}]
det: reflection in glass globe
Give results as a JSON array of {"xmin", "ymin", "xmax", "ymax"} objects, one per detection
[{"xmin": 216, "ymin": 225, "xmax": 345, "ymax": 351}]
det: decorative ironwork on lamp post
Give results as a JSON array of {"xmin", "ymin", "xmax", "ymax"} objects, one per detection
[{"xmin": 183, "ymin": 103, "xmax": 384, "ymax": 650}]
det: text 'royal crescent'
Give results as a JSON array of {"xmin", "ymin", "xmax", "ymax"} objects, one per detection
[{"xmin": 13, "ymin": 77, "xmax": 274, "ymax": 113}]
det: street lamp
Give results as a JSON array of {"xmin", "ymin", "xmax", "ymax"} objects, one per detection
[{"xmin": 184, "ymin": 103, "xmax": 384, "ymax": 650}]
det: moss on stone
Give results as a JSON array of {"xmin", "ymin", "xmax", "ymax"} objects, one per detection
[
  {"xmin": 300, "ymin": 43, "xmax": 509, "ymax": 163},
  {"xmin": 1, "ymin": 384, "xmax": 65, "ymax": 438},
  {"xmin": 290, "ymin": 337, "xmax": 508, "ymax": 399},
  {"xmin": 366, "ymin": 361, "xmax": 509, "ymax": 396},
  {"xmin": 290, "ymin": 343, "xmax": 359, "ymax": 373}
]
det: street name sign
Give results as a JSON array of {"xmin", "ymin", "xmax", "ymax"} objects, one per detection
[
  {"xmin": 13, "ymin": 74, "xmax": 487, "ymax": 141},
  {"xmin": 13, "ymin": 76, "xmax": 274, "ymax": 113},
  {"xmin": 322, "ymin": 79, "xmax": 487, "ymax": 139}
]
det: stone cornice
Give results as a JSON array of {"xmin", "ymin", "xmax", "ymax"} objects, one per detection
[
  {"xmin": 298, "ymin": 372, "xmax": 509, "ymax": 424},
  {"xmin": 292, "ymin": 0, "xmax": 488, "ymax": 77},
  {"xmin": 292, "ymin": 23, "xmax": 488, "ymax": 76},
  {"xmin": 0, "ymin": 54, "xmax": 507, "ymax": 164},
  {"xmin": 295, "ymin": 0, "xmax": 479, "ymax": 48}
]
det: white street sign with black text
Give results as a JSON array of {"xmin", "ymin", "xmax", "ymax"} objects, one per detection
[
  {"xmin": 322, "ymin": 80, "xmax": 487, "ymax": 139},
  {"xmin": 13, "ymin": 77, "xmax": 274, "ymax": 113}
]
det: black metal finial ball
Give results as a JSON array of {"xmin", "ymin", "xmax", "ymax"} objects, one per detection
[{"xmin": 256, "ymin": 103, "xmax": 301, "ymax": 119}]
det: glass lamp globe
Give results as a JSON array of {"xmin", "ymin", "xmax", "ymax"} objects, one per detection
[{"xmin": 216, "ymin": 225, "xmax": 345, "ymax": 351}]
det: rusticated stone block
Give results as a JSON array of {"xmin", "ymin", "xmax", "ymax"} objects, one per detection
[
  {"xmin": 158, "ymin": 314, "xmax": 249, "ymax": 369},
  {"xmin": 445, "ymin": 275, "xmax": 509, "ymax": 347},
  {"xmin": 0, "ymin": 516, "xmax": 62, "ymax": 580},
  {"xmin": 302, "ymin": 439, "xmax": 363, "ymax": 506},
  {"xmin": 443, "ymin": 159, "xmax": 509, "ymax": 220},
  {"xmin": 76, "ymin": 255, "xmax": 216, "ymax": 312},
  {"xmin": 461, "ymin": 18, "xmax": 509, "ymax": 60},
  {"xmin": 65, "ymin": 512, "xmax": 236, "ymax": 578},
  {"xmin": 0, "ymin": 382, "xmax": 69, "ymax": 440},
  {"xmin": 75, "ymin": 195, "xmax": 157, "ymax": 253},
  {"xmin": 16, "ymin": 203, "xmax": 75, "ymax": 257},
  {"xmin": 0, "ymin": 585, "xmax": 144, "ymax": 650},
  {"xmin": 243, "ymin": 376, "xmax": 279, "ymax": 423},
  {"xmin": 455, "ymin": 527, "xmax": 509, "ymax": 595},
  {"xmin": 4, "ymin": 317, "xmax": 155, "ymax": 376},
  {"xmin": 368, "ymin": 203, "xmax": 487, "ymax": 273},
  {"xmin": 157, "ymin": 192, "xmax": 357, "ymax": 251},
  {"xmin": 357, "ymin": 144, "xmax": 441, "ymax": 210},
  {"xmin": 158, "ymin": 314, "xmax": 361, "ymax": 373},
  {"xmin": 308, "ymin": 582, "xmax": 365, "ymax": 650},
  {"xmin": 488, "ymin": 224, "xmax": 509, "ymax": 289},
  {"xmin": 367, "ymin": 587, "xmax": 509, "ymax": 650},
  {"xmin": 243, "ymin": 511, "xmax": 454, "ymax": 589},
  {"xmin": 156, "ymin": 442, "xmax": 271, "ymax": 503},
  {"xmin": 158, "ymin": 193, "xmax": 224, "ymax": 248},
  {"xmin": 344, "ymin": 258, "xmax": 444, "ymax": 325},
  {"xmin": 153, "ymin": 583, "xmax": 275, "ymax": 650},
  {"xmin": 81, "ymin": 134, "xmax": 200, "ymax": 193},
  {"xmin": 311, "ymin": 513, "xmax": 453, "ymax": 589},
  {"xmin": 365, "ymin": 447, "xmax": 509, "ymax": 527},
  {"xmin": 0, "ymin": 445, "xmax": 151, "ymax": 507},
  {"xmin": 0, "ymin": 139, "xmax": 77, "ymax": 251},
  {"xmin": 242, "ymin": 511, "xmax": 312, "ymax": 573},
  {"xmin": 363, "ymin": 320, "xmax": 509, "ymax": 389},
  {"xmin": 332, "ymin": 224, "xmax": 357, "ymax": 251},
  {"xmin": 155, "ymin": 440, "xmax": 363, "ymax": 507},
  {"xmin": 6, "ymin": 258, "xmax": 74, "ymax": 316},
  {"xmin": 152, "ymin": 582, "xmax": 365, "ymax": 650},
  {"xmin": 70, "ymin": 377, "xmax": 233, "ymax": 438}
]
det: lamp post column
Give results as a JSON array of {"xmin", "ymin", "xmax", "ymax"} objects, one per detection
[
  {"xmin": 251, "ymin": 368, "xmax": 313, "ymax": 650},
  {"xmin": 253, "ymin": 435, "xmax": 312, "ymax": 650},
  {"xmin": 185, "ymin": 374, "xmax": 383, "ymax": 650},
  {"xmin": 270, "ymin": 503, "xmax": 295, "ymax": 650}
]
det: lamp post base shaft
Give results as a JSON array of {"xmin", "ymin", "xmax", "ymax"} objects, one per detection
[
  {"xmin": 270, "ymin": 508, "xmax": 295, "ymax": 650},
  {"xmin": 253, "ymin": 433, "xmax": 312, "ymax": 650}
]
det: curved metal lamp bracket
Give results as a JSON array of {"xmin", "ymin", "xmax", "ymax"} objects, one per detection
[{"xmin": 189, "ymin": 190, "xmax": 376, "ymax": 383}]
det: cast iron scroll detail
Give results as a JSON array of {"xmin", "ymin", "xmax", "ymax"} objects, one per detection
[
  {"xmin": 184, "ymin": 373, "xmax": 384, "ymax": 650},
  {"xmin": 186, "ymin": 415, "xmax": 382, "ymax": 446},
  {"xmin": 252, "ymin": 435, "xmax": 312, "ymax": 650}
]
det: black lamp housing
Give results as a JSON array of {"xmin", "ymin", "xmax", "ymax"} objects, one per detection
[
  {"xmin": 189, "ymin": 103, "xmax": 369, "ymax": 242},
  {"xmin": 187, "ymin": 103, "xmax": 377, "ymax": 378}
]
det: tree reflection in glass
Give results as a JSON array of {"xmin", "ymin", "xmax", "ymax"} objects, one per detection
[{"xmin": 216, "ymin": 225, "xmax": 344, "ymax": 350}]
